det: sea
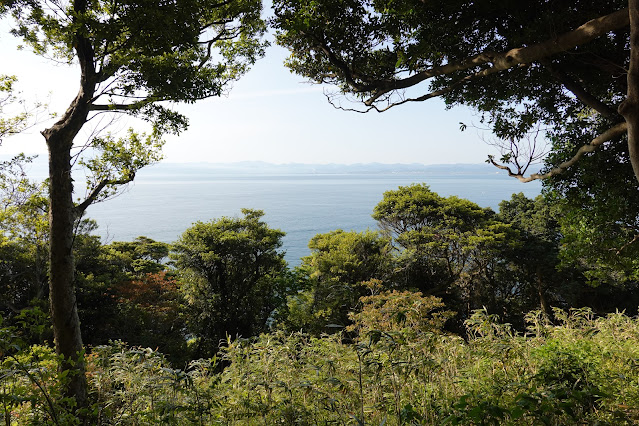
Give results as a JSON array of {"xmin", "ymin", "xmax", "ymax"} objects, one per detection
[{"xmin": 84, "ymin": 163, "xmax": 542, "ymax": 265}]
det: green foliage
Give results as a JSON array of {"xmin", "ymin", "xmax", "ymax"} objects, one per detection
[
  {"xmin": 1, "ymin": 5, "xmax": 269, "ymax": 409},
  {"xmin": 373, "ymin": 184, "xmax": 522, "ymax": 324},
  {"xmin": 282, "ymin": 229, "xmax": 393, "ymax": 334},
  {"xmin": 496, "ymin": 193, "xmax": 569, "ymax": 317},
  {"xmin": 172, "ymin": 209, "xmax": 290, "ymax": 357},
  {"xmin": 348, "ymin": 291, "xmax": 455, "ymax": 424},
  {"xmin": 216, "ymin": 307, "xmax": 639, "ymax": 424},
  {"xmin": 271, "ymin": 0, "xmax": 639, "ymax": 288},
  {"xmin": 498, "ymin": 193, "xmax": 559, "ymax": 245},
  {"xmin": 78, "ymin": 130, "xmax": 165, "ymax": 204},
  {"xmin": 272, "ymin": 0, "xmax": 624, "ymax": 134},
  {"xmin": 5, "ymin": 303, "xmax": 639, "ymax": 424},
  {"xmin": 0, "ymin": 159, "xmax": 49, "ymax": 320},
  {"xmin": 552, "ymin": 165, "xmax": 639, "ymax": 284},
  {"xmin": 0, "ymin": 75, "xmax": 33, "ymax": 141},
  {"xmin": 347, "ymin": 290, "xmax": 455, "ymax": 336},
  {"xmin": 87, "ymin": 343, "xmax": 219, "ymax": 424},
  {"xmin": 73, "ymin": 236, "xmax": 189, "ymax": 362},
  {"xmin": 1, "ymin": 0, "xmax": 268, "ymax": 133},
  {"xmin": 0, "ymin": 315, "xmax": 82, "ymax": 425},
  {"xmin": 102, "ymin": 236, "xmax": 170, "ymax": 276}
]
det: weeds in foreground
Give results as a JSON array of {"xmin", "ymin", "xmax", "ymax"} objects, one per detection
[{"xmin": 3, "ymin": 295, "xmax": 639, "ymax": 424}]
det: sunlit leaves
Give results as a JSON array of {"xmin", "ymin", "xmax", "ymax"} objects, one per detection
[
  {"xmin": 0, "ymin": 76, "xmax": 29, "ymax": 142},
  {"xmin": 172, "ymin": 209, "xmax": 289, "ymax": 356},
  {"xmin": 3, "ymin": 0, "xmax": 267, "ymax": 133},
  {"xmin": 78, "ymin": 129, "xmax": 163, "ymax": 205},
  {"xmin": 284, "ymin": 230, "xmax": 393, "ymax": 334}
]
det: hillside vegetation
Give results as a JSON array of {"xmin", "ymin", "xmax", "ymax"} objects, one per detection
[{"xmin": 3, "ymin": 184, "xmax": 639, "ymax": 424}]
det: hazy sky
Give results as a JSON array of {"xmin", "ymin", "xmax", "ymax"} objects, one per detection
[{"xmin": 0, "ymin": 16, "xmax": 502, "ymax": 165}]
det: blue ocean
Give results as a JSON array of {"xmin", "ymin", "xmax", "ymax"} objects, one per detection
[{"xmin": 85, "ymin": 164, "xmax": 542, "ymax": 265}]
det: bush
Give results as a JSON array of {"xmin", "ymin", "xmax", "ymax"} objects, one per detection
[{"xmin": 4, "ymin": 306, "xmax": 639, "ymax": 424}]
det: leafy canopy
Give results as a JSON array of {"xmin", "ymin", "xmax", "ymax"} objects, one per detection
[
  {"xmin": 1, "ymin": 0, "xmax": 268, "ymax": 133},
  {"xmin": 172, "ymin": 209, "xmax": 289, "ymax": 355},
  {"xmin": 272, "ymin": 1, "xmax": 639, "ymax": 284}
]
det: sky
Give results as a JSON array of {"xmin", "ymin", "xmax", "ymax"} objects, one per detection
[{"xmin": 0, "ymin": 14, "xmax": 501, "ymax": 166}]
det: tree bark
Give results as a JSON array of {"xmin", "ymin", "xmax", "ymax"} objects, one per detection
[
  {"xmin": 621, "ymin": 0, "xmax": 639, "ymax": 183},
  {"xmin": 536, "ymin": 267, "xmax": 550, "ymax": 316},
  {"xmin": 41, "ymin": 5, "xmax": 98, "ymax": 405},
  {"xmin": 45, "ymin": 130, "xmax": 88, "ymax": 408}
]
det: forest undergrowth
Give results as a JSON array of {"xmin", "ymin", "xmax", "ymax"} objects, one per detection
[{"xmin": 3, "ymin": 293, "xmax": 639, "ymax": 425}]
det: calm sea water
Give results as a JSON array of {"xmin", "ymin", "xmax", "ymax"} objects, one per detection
[{"xmin": 85, "ymin": 171, "xmax": 542, "ymax": 265}]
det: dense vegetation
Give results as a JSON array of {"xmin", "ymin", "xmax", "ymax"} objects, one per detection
[
  {"xmin": 3, "ymin": 177, "xmax": 639, "ymax": 424},
  {"xmin": 4, "ymin": 0, "xmax": 639, "ymax": 423}
]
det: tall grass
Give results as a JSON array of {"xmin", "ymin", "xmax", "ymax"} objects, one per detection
[{"xmin": 3, "ymin": 297, "xmax": 639, "ymax": 424}]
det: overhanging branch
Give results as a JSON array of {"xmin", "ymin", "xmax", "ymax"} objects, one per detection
[
  {"xmin": 488, "ymin": 122, "xmax": 629, "ymax": 182},
  {"xmin": 74, "ymin": 172, "xmax": 135, "ymax": 216},
  {"xmin": 89, "ymin": 103, "xmax": 143, "ymax": 111},
  {"xmin": 356, "ymin": 7, "xmax": 629, "ymax": 106},
  {"xmin": 542, "ymin": 59, "xmax": 619, "ymax": 118}
]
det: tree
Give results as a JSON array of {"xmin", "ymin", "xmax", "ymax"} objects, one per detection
[
  {"xmin": 496, "ymin": 193, "xmax": 561, "ymax": 315},
  {"xmin": 0, "ymin": 79, "xmax": 48, "ymax": 312},
  {"xmin": 0, "ymin": 189, "xmax": 48, "ymax": 318},
  {"xmin": 172, "ymin": 209, "xmax": 288, "ymax": 357},
  {"xmin": 271, "ymin": 0, "xmax": 639, "ymax": 291},
  {"xmin": 283, "ymin": 229, "xmax": 393, "ymax": 334},
  {"xmin": 72, "ymin": 235, "xmax": 179, "ymax": 352},
  {"xmin": 373, "ymin": 184, "xmax": 521, "ymax": 324},
  {"xmin": 272, "ymin": 0, "xmax": 636, "ymax": 179},
  {"xmin": 1, "ymin": 0, "xmax": 266, "ymax": 407},
  {"xmin": 498, "ymin": 192, "xmax": 639, "ymax": 317},
  {"xmin": 0, "ymin": 155, "xmax": 48, "ymax": 316},
  {"xmin": 102, "ymin": 236, "xmax": 170, "ymax": 276},
  {"xmin": 0, "ymin": 75, "xmax": 49, "ymax": 141}
]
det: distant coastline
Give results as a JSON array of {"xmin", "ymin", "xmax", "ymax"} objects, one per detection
[
  {"xmin": 135, "ymin": 161, "xmax": 544, "ymax": 178},
  {"xmin": 4, "ymin": 156, "xmax": 545, "ymax": 180}
]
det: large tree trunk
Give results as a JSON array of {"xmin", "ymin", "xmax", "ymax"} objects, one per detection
[
  {"xmin": 45, "ymin": 131, "xmax": 87, "ymax": 408},
  {"xmin": 621, "ymin": 0, "xmax": 639, "ymax": 182}
]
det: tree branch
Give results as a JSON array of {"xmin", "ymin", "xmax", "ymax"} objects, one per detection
[
  {"xmin": 615, "ymin": 233, "xmax": 639, "ymax": 255},
  {"xmin": 89, "ymin": 102, "xmax": 147, "ymax": 111},
  {"xmin": 542, "ymin": 60, "xmax": 620, "ymax": 119},
  {"xmin": 301, "ymin": 31, "xmax": 377, "ymax": 92},
  {"xmin": 358, "ymin": 7, "xmax": 629, "ymax": 105},
  {"xmin": 73, "ymin": 172, "xmax": 135, "ymax": 216},
  {"xmin": 365, "ymin": 65, "xmax": 500, "ymax": 111},
  {"xmin": 619, "ymin": 0, "xmax": 639, "ymax": 183},
  {"xmin": 488, "ymin": 122, "xmax": 629, "ymax": 182}
]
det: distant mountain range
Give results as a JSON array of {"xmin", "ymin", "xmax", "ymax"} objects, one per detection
[
  {"xmin": 13, "ymin": 157, "xmax": 543, "ymax": 179},
  {"xmin": 140, "ymin": 161, "xmax": 543, "ymax": 176}
]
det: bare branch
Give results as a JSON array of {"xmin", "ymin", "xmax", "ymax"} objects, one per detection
[
  {"xmin": 488, "ymin": 122, "xmax": 629, "ymax": 182},
  {"xmin": 73, "ymin": 172, "xmax": 135, "ymax": 216},
  {"xmin": 615, "ymin": 233, "xmax": 639, "ymax": 255},
  {"xmin": 70, "ymin": 114, "xmax": 119, "ymax": 167},
  {"xmin": 485, "ymin": 125, "xmax": 549, "ymax": 178},
  {"xmin": 364, "ymin": 68, "xmax": 495, "ymax": 111}
]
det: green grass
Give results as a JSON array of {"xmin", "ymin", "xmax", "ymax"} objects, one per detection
[{"xmin": 3, "ymin": 300, "xmax": 639, "ymax": 424}]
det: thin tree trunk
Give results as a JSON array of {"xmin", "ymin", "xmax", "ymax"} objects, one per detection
[
  {"xmin": 40, "ymin": 0, "xmax": 97, "ymax": 408},
  {"xmin": 536, "ymin": 267, "xmax": 550, "ymax": 316},
  {"xmin": 621, "ymin": 0, "xmax": 639, "ymax": 183},
  {"xmin": 45, "ymin": 131, "xmax": 87, "ymax": 409}
]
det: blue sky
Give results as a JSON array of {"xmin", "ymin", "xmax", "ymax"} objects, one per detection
[{"xmin": 0, "ymin": 18, "xmax": 500, "ymax": 165}]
